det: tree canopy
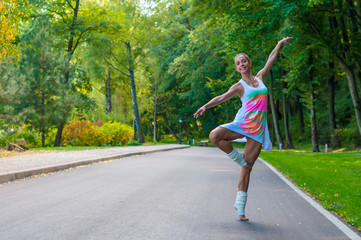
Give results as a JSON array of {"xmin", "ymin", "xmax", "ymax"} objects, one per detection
[{"xmin": 0, "ymin": 0, "xmax": 360, "ymax": 150}]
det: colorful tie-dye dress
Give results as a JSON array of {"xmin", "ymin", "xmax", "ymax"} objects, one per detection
[{"xmin": 221, "ymin": 77, "xmax": 272, "ymax": 151}]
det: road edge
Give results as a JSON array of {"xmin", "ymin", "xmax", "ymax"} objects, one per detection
[{"xmin": 258, "ymin": 157, "xmax": 361, "ymax": 240}]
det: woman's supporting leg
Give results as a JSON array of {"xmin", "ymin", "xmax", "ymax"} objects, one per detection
[
  {"xmin": 209, "ymin": 126, "xmax": 262, "ymax": 221},
  {"xmin": 235, "ymin": 138, "xmax": 262, "ymax": 221},
  {"xmin": 238, "ymin": 138, "xmax": 262, "ymax": 191}
]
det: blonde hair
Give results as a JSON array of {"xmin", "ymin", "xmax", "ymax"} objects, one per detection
[{"xmin": 234, "ymin": 53, "xmax": 250, "ymax": 63}]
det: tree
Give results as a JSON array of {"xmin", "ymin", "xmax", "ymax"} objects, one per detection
[
  {"xmin": 0, "ymin": 61, "xmax": 25, "ymax": 123},
  {"xmin": 328, "ymin": 61, "xmax": 337, "ymax": 147},
  {"xmin": 0, "ymin": 0, "xmax": 19, "ymax": 60},
  {"xmin": 40, "ymin": 0, "xmax": 112, "ymax": 146},
  {"xmin": 100, "ymin": 0, "xmax": 161, "ymax": 143},
  {"xmin": 281, "ymin": 73, "xmax": 293, "ymax": 148},
  {"xmin": 308, "ymin": 50, "xmax": 320, "ymax": 152},
  {"xmin": 269, "ymin": 70, "xmax": 283, "ymax": 146},
  {"xmin": 287, "ymin": 0, "xmax": 361, "ymax": 137},
  {"xmin": 17, "ymin": 15, "xmax": 74, "ymax": 147}
]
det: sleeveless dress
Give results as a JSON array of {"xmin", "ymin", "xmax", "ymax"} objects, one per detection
[{"xmin": 220, "ymin": 77, "xmax": 272, "ymax": 151}]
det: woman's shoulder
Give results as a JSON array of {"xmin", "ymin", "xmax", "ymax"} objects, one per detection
[
  {"xmin": 255, "ymin": 73, "xmax": 265, "ymax": 82},
  {"xmin": 231, "ymin": 81, "xmax": 244, "ymax": 89},
  {"xmin": 230, "ymin": 81, "xmax": 244, "ymax": 97}
]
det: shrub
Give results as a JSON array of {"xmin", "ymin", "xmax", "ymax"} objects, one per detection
[
  {"xmin": 98, "ymin": 121, "xmax": 134, "ymax": 146},
  {"xmin": 62, "ymin": 120, "xmax": 98, "ymax": 146},
  {"xmin": 0, "ymin": 131, "xmax": 12, "ymax": 148},
  {"xmin": 91, "ymin": 128, "xmax": 106, "ymax": 146},
  {"xmin": 14, "ymin": 131, "xmax": 42, "ymax": 148},
  {"xmin": 333, "ymin": 127, "xmax": 361, "ymax": 149},
  {"xmin": 62, "ymin": 120, "xmax": 133, "ymax": 146},
  {"xmin": 0, "ymin": 129, "xmax": 41, "ymax": 148}
]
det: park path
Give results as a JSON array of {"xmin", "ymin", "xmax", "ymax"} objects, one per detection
[
  {"xmin": 0, "ymin": 144, "xmax": 189, "ymax": 183},
  {"xmin": 0, "ymin": 146, "xmax": 359, "ymax": 240}
]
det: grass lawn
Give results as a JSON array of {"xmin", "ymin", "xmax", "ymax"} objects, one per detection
[{"xmin": 260, "ymin": 149, "xmax": 361, "ymax": 231}]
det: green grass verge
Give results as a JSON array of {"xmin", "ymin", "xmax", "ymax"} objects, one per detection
[{"xmin": 260, "ymin": 149, "xmax": 361, "ymax": 231}]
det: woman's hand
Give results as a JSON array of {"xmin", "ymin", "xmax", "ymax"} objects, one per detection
[
  {"xmin": 193, "ymin": 106, "xmax": 206, "ymax": 119},
  {"xmin": 279, "ymin": 36, "xmax": 293, "ymax": 46},
  {"xmin": 256, "ymin": 36, "xmax": 293, "ymax": 81}
]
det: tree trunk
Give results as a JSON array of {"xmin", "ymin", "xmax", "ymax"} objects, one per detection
[
  {"xmin": 106, "ymin": 68, "xmax": 112, "ymax": 114},
  {"xmin": 310, "ymin": 91, "xmax": 319, "ymax": 152},
  {"xmin": 337, "ymin": 8, "xmax": 361, "ymax": 136},
  {"xmin": 268, "ymin": 70, "xmax": 283, "ymax": 146},
  {"xmin": 153, "ymin": 78, "xmax": 158, "ymax": 143},
  {"xmin": 296, "ymin": 94, "xmax": 304, "ymax": 136},
  {"xmin": 282, "ymin": 81, "xmax": 293, "ymax": 148},
  {"xmin": 126, "ymin": 42, "xmax": 144, "ymax": 143},
  {"xmin": 328, "ymin": 61, "xmax": 336, "ymax": 147},
  {"xmin": 347, "ymin": 1, "xmax": 361, "ymax": 96},
  {"xmin": 41, "ymin": 125, "xmax": 45, "ymax": 148},
  {"xmin": 337, "ymin": 58, "xmax": 361, "ymax": 136},
  {"xmin": 355, "ymin": 62, "xmax": 361, "ymax": 97},
  {"xmin": 162, "ymin": 111, "xmax": 179, "ymax": 141},
  {"xmin": 54, "ymin": 0, "xmax": 80, "ymax": 147},
  {"xmin": 309, "ymin": 52, "xmax": 320, "ymax": 152},
  {"xmin": 132, "ymin": 119, "xmax": 136, "ymax": 140},
  {"xmin": 41, "ymin": 92, "xmax": 45, "ymax": 148},
  {"xmin": 153, "ymin": 96, "xmax": 157, "ymax": 143},
  {"xmin": 153, "ymin": 106, "xmax": 157, "ymax": 143}
]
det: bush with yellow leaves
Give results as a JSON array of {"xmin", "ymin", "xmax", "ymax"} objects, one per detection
[
  {"xmin": 98, "ymin": 121, "xmax": 134, "ymax": 146},
  {"xmin": 62, "ymin": 120, "xmax": 133, "ymax": 146}
]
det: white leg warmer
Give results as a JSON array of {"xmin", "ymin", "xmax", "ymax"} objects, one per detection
[
  {"xmin": 234, "ymin": 191, "xmax": 247, "ymax": 216},
  {"xmin": 227, "ymin": 148, "xmax": 249, "ymax": 167}
]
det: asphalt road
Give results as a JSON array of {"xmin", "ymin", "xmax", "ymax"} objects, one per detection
[{"xmin": 0, "ymin": 147, "xmax": 357, "ymax": 240}]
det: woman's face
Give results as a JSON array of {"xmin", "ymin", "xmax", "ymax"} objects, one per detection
[{"xmin": 234, "ymin": 55, "xmax": 251, "ymax": 75}]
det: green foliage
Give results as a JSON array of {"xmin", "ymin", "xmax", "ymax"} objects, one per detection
[
  {"xmin": 11, "ymin": 14, "xmax": 79, "ymax": 146},
  {"xmin": 98, "ymin": 121, "xmax": 134, "ymax": 146},
  {"xmin": 45, "ymin": 128, "xmax": 57, "ymax": 147},
  {"xmin": 62, "ymin": 120, "xmax": 102, "ymax": 146},
  {"xmin": 62, "ymin": 120, "xmax": 133, "ymax": 147},
  {"xmin": 334, "ymin": 127, "xmax": 361, "ymax": 149},
  {"xmin": 0, "ymin": 128, "xmax": 41, "ymax": 148},
  {"xmin": 0, "ymin": 59, "xmax": 26, "ymax": 122},
  {"xmin": 3, "ymin": 0, "xmax": 361, "ymax": 149}
]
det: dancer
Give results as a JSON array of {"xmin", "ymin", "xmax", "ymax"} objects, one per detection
[{"xmin": 193, "ymin": 37, "xmax": 292, "ymax": 221}]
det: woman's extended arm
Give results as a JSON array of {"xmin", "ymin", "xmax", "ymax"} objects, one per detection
[
  {"xmin": 256, "ymin": 36, "xmax": 293, "ymax": 81},
  {"xmin": 193, "ymin": 84, "xmax": 242, "ymax": 119}
]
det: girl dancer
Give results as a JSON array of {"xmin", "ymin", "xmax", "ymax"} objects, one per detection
[{"xmin": 193, "ymin": 37, "xmax": 292, "ymax": 221}]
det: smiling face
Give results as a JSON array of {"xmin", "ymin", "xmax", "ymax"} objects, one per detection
[{"xmin": 234, "ymin": 53, "xmax": 251, "ymax": 75}]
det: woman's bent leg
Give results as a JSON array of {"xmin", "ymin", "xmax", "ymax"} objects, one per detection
[
  {"xmin": 209, "ymin": 127, "xmax": 244, "ymax": 153},
  {"xmin": 209, "ymin": 127, "xmax": 250, "ymax": 167}
]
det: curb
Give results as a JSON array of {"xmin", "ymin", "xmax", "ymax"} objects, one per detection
[{"xmin": 0, "ymin": 145, "xmax": 191, "ymax": 184}]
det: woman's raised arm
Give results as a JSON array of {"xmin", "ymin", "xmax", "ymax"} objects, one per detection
[
  {"xmin": 193, "ymin": 83, "xmax": 243, "ymax": 119},
  {"xmin": 256, "ymin": 36, "xmax": 293, "ymax": 81}
]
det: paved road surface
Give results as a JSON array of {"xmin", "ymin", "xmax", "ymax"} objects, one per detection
[{"xmin": 0, "ymin": 147, "xmax": 358, "ymax": 240}]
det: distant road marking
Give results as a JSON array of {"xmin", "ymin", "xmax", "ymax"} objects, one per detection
[{"xmin": 259, "ymin": 158, "xmax": 361, "ymax": 240}]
